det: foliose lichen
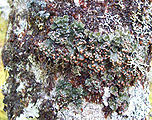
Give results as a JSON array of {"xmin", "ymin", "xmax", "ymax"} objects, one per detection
[{"xmin": 2, "ymin": 0, "xmax": 152, "ymax": 120}]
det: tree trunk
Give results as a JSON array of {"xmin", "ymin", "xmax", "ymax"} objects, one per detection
[{"xmin": 2, "ymin": 0, "xmax": 152, "ymax": 120}]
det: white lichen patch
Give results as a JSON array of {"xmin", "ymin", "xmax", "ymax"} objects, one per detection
[
  {"xmin": 123, "ymin": 81, "xmax": 151, "ymax": 119},
  {"xmin": 103, "ymin": 87, "xmax": 110, "ymax": 106},
  {"xmin": 74, "ymin": 0, "xmax": 79, "ymax": 6},
  {"xmin": 23, "ymin": 103, "xmax": 39, "ymax": 117},
  {"xmin": 14, "ymin": 19, "xmax": 28, "ymax": 35},
  {"xmin": 27, "ymin": 55, "xmax": 48, "ymax": 83},
  {"xmin": 16, "ymin": 99, "xmax": 42, "ymax": 120},
  {"xmin": 57, "ymin": 101, "xmax": 104, "ymax": 120},
  {"xmin": 31, "ymin": 65, "xmax": 43, "ymax": 83},
  {"xmin": 16, "ymin": 81, "xmax": 26, "ymax": 92}
]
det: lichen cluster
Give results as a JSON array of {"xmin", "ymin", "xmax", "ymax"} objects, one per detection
[{"xmin": 2, "ymin": 0, "xmax": 152, "ymax": 120}]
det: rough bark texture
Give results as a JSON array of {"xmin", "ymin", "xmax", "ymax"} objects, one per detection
[{"xmin": 2, "ymin": 0, "xmax": 152, "ymax": 120}]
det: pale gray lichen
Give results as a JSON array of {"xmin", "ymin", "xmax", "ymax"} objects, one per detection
[{"xmin": 16, "ymin": 100, "xmax": 42, "ymax": 120}]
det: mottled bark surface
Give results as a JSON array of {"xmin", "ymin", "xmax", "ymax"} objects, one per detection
[{"xmin": 2, "ymin": 0, "xmax": 152, "ymax": 120}]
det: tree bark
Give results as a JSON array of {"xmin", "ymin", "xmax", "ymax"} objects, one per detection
[{"xmin": 2, "ymin": 0, "xmax": 152, "ymax": 120}]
